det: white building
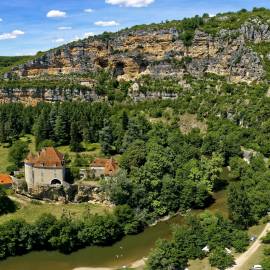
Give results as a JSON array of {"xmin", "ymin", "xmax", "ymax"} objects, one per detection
[
  {"xmin": 24, "ymin": 147, "xmax": 65, "ymax": 191},
  {"xmin": 90, "ymin": 158, "xmax": 119, "ymax": 178}
]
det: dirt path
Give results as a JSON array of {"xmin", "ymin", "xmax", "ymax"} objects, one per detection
[
  {"xmin": 228, "ymin": 223, "xmax": 270, "ymax": 270},
  {"xmin": 8, "ymin": 195, "xmax": 29, "ymax": 206}
]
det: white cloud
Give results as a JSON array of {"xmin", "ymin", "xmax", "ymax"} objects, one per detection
[
  {"xmin": 105, "ymin": 0, "xmax": 154, "ymax": 7},
  {"xmin": 95, "ymin": 20, "xmax": 119, "ymax": 27},
  {"xmin": 12, "ymin": 30, "xmax": 24, "ymax": 35},
  {"xmin": 47, "ymin": 10, "xmax": 66, "ymax": 18},
  {"xmin": 84, "ymin": 32, "xmax": 95, "ymax": 37},
  {"xmin": 53, "ymin": 38, "xmax": 65, "ymax": 43},
  {"xmin": 0, "ymin": 29, "xmax": 25, "ymax": 41},
  {"xmin": 0, "ymin": 18, "xmax": 3, "ymax": 22},
  {"xmin": 58, "ymin": 26, "xmax": 72, "ymax": 30},
  {"xmin": 15, "ymin": 51, "xmax": 36, "ymax": 56},
  {"xmin": 71, "ymin": 36, "xmax": 80, "ymax": 42},
  {"xmin": 84, "ymin": 8, "xmax": 94, "ymax": 13}
]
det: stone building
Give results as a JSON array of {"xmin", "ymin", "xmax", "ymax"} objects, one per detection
[
  {"xmin": 24, "ymin": 147, "xmax": 65, "ymax": 191},
  {"xmin": 90, "ymin": 158, "xmax": 119, "ymax": 178}
]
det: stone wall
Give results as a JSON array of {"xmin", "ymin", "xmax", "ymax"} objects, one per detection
[
  {"xmin": 24, "ymin": 183, "xmax": 110, "ymax": 205},
  {"xmin": 25, "ymin": 164, "xmax": 65, "ymax": 190}
]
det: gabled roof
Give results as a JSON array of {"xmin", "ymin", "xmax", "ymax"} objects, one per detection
[
  {"xmin": 91, "ymin": 158, "xmax": 119, "ymax": 176},
  {"xmin": 25, "ymin": 147, "xmax": 64, "ymax": 168},
  {"xmin": 0, "ymin": 174, "xmax": 12, "ymax": 185},
  {"xmin": 91, "ymin": 158, "xmax": 108, "ymax": 168}
]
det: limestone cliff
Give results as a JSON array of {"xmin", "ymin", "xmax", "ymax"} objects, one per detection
[{"xmin": 6, "ymin": 15, "xmax": 270, "ymax": 84}]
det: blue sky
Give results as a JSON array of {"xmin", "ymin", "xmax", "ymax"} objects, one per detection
[{"xmin": 0, "ymin": 0, "xmax": 270, "ymax": 56}]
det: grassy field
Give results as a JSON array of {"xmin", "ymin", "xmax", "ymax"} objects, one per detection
[
  {"xmin": 20, "ymin": 134, "xmax": 36, "ymax": 153},
  {"xmin": 0, "ymin": 144, "xmax": 12, "ymax": 172},
  {"xmin": 57, "ymin": 142, "xmax": 102, "ymax": 163},
  {"xmin": 189, "ymin": 258, "xmax": 216, "ymax": 270},
  {"xmin": 0, "ymin": 195, "xmax": 110, "ymax": 224}
]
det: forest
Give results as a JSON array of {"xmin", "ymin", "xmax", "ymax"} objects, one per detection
[{"xmin": 0, "ymin": 71, "xmax": 269, "ymax": 268}]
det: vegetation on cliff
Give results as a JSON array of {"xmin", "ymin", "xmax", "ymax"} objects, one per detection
[
  {"xmin": 0, "ymin": 52, "xmax": 44, "ymax": 75},
  {"xmin": 1, "ymin": 7, "xmax": 270, "ymax": 82}
]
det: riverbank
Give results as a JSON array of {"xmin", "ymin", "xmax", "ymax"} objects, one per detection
[
  {"xmin": 0, "ymin": 190, "xmax": 227, "ymax": 270},
  {"xmin": 73, "ymin": 258, "xmax": 147, "ymax": 270}
]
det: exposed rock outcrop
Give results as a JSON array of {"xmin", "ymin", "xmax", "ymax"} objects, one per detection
[
  {"xmin": 0, "ymin": 87, "xmax": 99, "ymax": 105},
  {"xmin": 6, "ymin": 17, "xmax": 270, "ymax": 84},
  {"xmin": 21, "ymin": 183, "xmax": 110, "ymax": 205}
]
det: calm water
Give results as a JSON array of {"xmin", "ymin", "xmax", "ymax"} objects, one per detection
[{"xmin": 0, "ymin": 190, "xmax": 227, "ymax": 270}]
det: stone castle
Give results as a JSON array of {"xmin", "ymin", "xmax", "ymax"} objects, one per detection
[{"xmin": 24, "ymin": 147, "xmax": 66, "ymax": 191}]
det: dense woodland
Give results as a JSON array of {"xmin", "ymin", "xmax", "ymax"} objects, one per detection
[{"xmin": 1, "ymin": 73, "xmax": 270, "ymax": 266}]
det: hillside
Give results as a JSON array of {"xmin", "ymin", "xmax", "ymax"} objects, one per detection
[
  {"xmin": 0, "ymin": 54, "xmax": 43, "ymax": 76},
  {"xmin": 3, "ymin": 7, "xmax": 270, "ymax": 84}
]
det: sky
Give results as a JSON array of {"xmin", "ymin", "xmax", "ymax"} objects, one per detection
[{"xmin": 0, "ymin": 0, "xmax": 270, "ymax": 56}]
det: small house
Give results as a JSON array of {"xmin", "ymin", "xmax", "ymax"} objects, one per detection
[
  {"xmin": 90, "ymin": 158, "xmax": 119, "ymax": 178},
  {"xmin": 0, "ymin": 174, "xmax": 13, "ymax": 189}
]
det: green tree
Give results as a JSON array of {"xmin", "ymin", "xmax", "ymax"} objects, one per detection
[
  {"xmin": 114, "ymin": 205, "xmax": 143, "ymax": 234},
  {"xmin": 146, "ymin": 239, "xmax": 188, "ymax": 270},
  {"xmin": 101, "ymin": 170, "xmax": 133, "ymax": 205},
  {"xmin": 228, "ymin": 182, "xmax": 254, "ymax": 229},
  {"xmin": 209, "ymin": 248, "xmax": 235, "ymax": 270},
  {"xmin": 0, "ymin": 187, "xmax": 16, "ymax": 216},
  {"xmin": 54, "ymin": 109, "xmax": 70, "ymax": 146},
  {"xmin": 99, "ymin": 120, "xmax": 113, "ymax": 155},
  {"xmin": 8, "ymin": 140, "xmax": 29, "ymax": 168},
  {"xmin": 32, "ymin": 213, "xmax": 58, "ymax": 249},
  {"xmin": 70, "ymin": 121, "xmax": 83, "ymax": 152},
  {"xmin": 120, "ymin": 140, "xmax": 146, "ymax": 172}
]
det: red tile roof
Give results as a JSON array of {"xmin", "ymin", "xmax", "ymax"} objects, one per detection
[
  {"xmin": 91, "ymin": 158, "xmax": 119, "ymax": 176},
  {"xmin": 0, "ymin": 174, "xmax": 12, "ymax": 185},
  {"xmin": 25, "ymin": 147, "xmax": 64, "ymax": 168},
  {"xmin": 91, "ymin": 158, "xmax": 108, "ymax": 168}
]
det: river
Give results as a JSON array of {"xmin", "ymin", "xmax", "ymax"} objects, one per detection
[{"xmin": 0, "ymin": 190, "xmax": 227, "ymax": 270}]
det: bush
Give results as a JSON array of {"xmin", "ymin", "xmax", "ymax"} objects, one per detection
[
  {"xmin": 8, "ymin": 141, "xmax": 28, "ymax": 168},
  {"xmin": 209, "ymin": 248, "xmax": 235, "ymax": 270},
  {"xmin": 263, "ymin": 232, "xmax": 270, "ymax": 244},
  {"xmin": 0, "ymin": 187, "xmax": 16, "ymax": 216}
]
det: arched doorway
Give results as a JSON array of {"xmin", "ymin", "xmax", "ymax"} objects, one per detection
[{"xmin": 51, "ymin": 179, "xmax": 62, "ymax": 185}]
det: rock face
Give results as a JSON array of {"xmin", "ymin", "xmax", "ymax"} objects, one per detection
[
  {"xmin": 7, "ymin": 17, "xmax": 270, "ymax": 83},
  {"xmin": 22, "ymin": 183, "xmax": 109, "ymax": 205},
  {"xmin": 0, "ymin": 87, "xmax": 99, "ymax": 105}
]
